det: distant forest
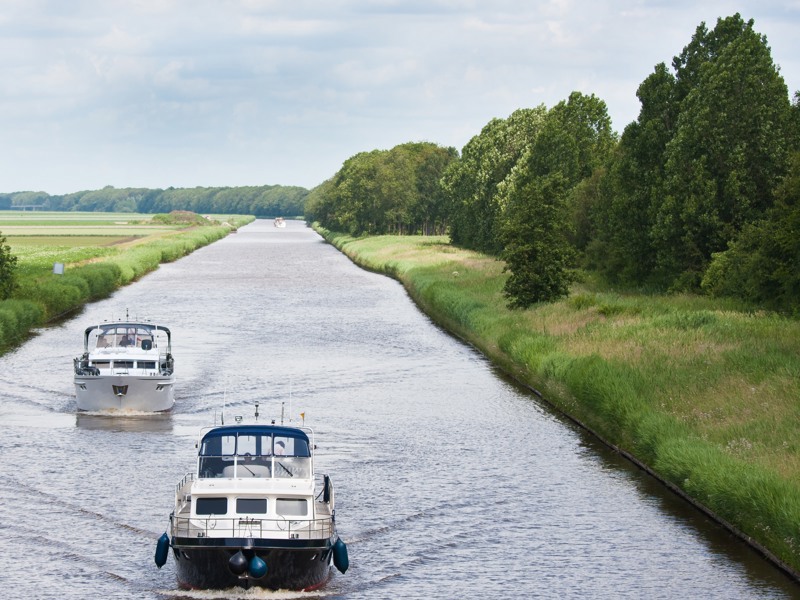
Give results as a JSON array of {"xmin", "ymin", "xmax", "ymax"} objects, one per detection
[{"xmin": 0, "ymin": 184, "xmax": 308, "ymax": 218}]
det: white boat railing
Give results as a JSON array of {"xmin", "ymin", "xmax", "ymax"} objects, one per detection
[
  {"xmin": 171, "ymin": 514, "xmax": 335, "ymax": 541},
  {"xmin": 175, "ymin": 472, "xmax": 195, "ymax": 496}
]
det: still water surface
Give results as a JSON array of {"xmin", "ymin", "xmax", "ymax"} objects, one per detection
[{"xmin": 1, "ymin": 219, "xmax": 798, "ymax": 599}]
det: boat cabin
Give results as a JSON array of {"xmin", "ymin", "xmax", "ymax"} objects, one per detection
[
  {"xmin": 77, "ymin": 322, "xmax": 174, "ymax": 377},
  {"xmin": 198, "ymin": 425, "xmax": 312, "ymax": 480},
  {"xmin": 85, "ymin": 322, "xmax": 170, "ymax": 352},
  {"xmin": 172, "ymin": 425, "xmax": 329, "ymax": 541}
]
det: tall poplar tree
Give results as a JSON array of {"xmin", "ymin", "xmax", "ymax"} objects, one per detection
[
  {"xmin": 499, "ymin": 92, "xmax": 614, "ymax": 307},
  {"xmin": 653, "ymin": 14, "xmax": 792, "ymax": 288},
  {"xmin": 441, "ymin": 107, "xmax": 547, "ymax": 254},
  {"xmin": 588, "ymin": 63, "xmax": 677, "ymax": 284}
]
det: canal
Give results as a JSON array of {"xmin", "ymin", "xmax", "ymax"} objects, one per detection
[{"xmin": 0, "ymin": 219, "xmax": 797, "ymax": 599}]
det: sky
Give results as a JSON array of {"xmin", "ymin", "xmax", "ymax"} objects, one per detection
[{"xmin": 0, "ymin": 1, "xmax": 798, "ymax": 195}]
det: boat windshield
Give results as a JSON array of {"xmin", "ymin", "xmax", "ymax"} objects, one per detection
[
  {"xmin": 91, "ymin": 324, "xmax": 157, "ymax": 350},
  {"xmin": 198, "ymin": 428, "xmax": 311, "ymax": 479}
]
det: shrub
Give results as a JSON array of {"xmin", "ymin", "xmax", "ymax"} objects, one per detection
[{"xmin": 0, "ymin": 232, "xmax": 18, "ymax": 299}]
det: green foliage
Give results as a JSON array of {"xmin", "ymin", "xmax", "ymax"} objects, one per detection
[
  {"xmin": 655, "ymin": 15, "xmax": 792, "ymax": 287},
  {"xmin": 69, "ymin": 262, "xmax": 122, "ymax": 299},
  {"xmin": 441, "ymin": 107, "xmax": 548, "ymax": 254},
  {"xmin": 587, "ymin": 63, "xmax": 677, "ymax": 284},
  {"xmin": 305, "ymin": 142, "xmax": 457, "ymax": 236},
  {"xmin": 591, "ymin": 13, "xmax": 795, "ymax": 295},
  {"xmin": 496, "ymin": 92, "xmax": 614, "ymax": 308},
  {"xmin": 0, "ymin": 232, "xmax": 18, "ymax": 299},
  {"xmin": 3, "ymin": 185, "xmax": 307, "ymax": 217},
  {"xmin": 151, "ymin": 210, "xmax": 211, "ymax": 226},
  {"xmin": 702, "ymin": 151, "xmax": 800, "ymax": 314},
  {"xmin": 0, "ymin": 299, "xmax": 43, "ymax": 348},
  {"xmin": 500, "ymin": 173, "xmax": 576, "ymax": 307},
  {"xmin": 15, "ymin": 276, "xmax": 87, "ymax": 318}
]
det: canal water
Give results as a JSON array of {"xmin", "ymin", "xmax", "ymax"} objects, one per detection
[{"xmin": 0, "ymin": 219, "xmax": 797, "ymax": 599}]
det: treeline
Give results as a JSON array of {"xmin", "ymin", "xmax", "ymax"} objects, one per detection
[
  {"xmin": 305, "ymin": 14, "xmax": 800, "ymax": 314},
  {"xmin": 304, "ymin": 142, "xmax": 458, "ymax": 235},
  {"xmin": 0, "ymin": 184, "xmax": 308, "ymax": 217}
]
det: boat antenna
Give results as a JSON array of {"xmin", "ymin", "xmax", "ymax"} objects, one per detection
[
  {"xmin": 221, "ymin": 388, "xmax": 226, "ymax": 426},
  {"xmin": 281, "ymin": 401, "xmax": 285, "ymax": 425},
  {"xmin": 254, "ymin": 400, "xmax": 260, "ymax": 421}
]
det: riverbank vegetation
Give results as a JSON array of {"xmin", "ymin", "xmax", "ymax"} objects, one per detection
[
  {"xmin": 0, "ymin": 211, "xmax": 254, "ymax": 350},
  {"xmin": 317, "ymin": 226, "xmax": 800, "ymax": 576}
]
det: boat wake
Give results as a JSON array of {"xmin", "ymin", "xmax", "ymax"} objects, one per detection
[
  {"xmin": 78, "ymin": 408, "xmax": 169, "ymax": 417},
  {"xmin": 155, "ymin": 587, "xmax": 333, "ymax": 599}
]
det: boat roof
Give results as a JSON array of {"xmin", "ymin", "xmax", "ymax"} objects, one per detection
[
  {"xmin": 84, "ymin": 322, "xmax": 171, "ymax": 336},
  {"xmin": 200, "ymin": 424, "xmax": 310, "ymax": 442}
]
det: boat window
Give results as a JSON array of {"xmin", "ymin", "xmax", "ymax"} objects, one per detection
[
  {"xmin": 233, "ymin": 457, "xmax": 271, "ymax": 478},
  {"xmin": 237, "ymin": 434, "xmax": 272, "ymax": 457},
  {"xmin": 274, "ymin": 457, "xmax": 310, "ymax": 479},
  {"xmin": 200, "ymin": 434, "xmax": 236, "ymax": 457},
  {"xmin": 92, "ymin": 361, "xmax": 110, "ymax": 368},
  {"xmin": 276, "ymin": 499, "xmax": 308, "ymax": 517},
  {"xmin": 199, "ymin": 456, "xmax": 221, "ymax": 478},
  {"xmin": 274, "ymin": 436, "xmax": 310, "ymax": 457},
  {"xmin": 138, "ymin": 361, "xmax": 157, "ymax": 369},
  {"xmin": 113, "ymin": 360, "xmax": 134, "ymax": 369},
  {"xmin": 195, "ymin": 497, "xmax": 228, "ymax": 515},
  {"xmin": 236, "ymin": 498, "xmax": 267, "ymax": 514}
]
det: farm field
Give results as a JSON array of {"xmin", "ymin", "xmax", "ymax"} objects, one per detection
[{"xmin": 0, "ymin": 211, "xmax": 246, "ymax": 276}]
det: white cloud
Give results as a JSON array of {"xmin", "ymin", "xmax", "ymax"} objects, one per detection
[{"xmin": 0, "ymin": 1, "xmax": 797, "ymax": 194}]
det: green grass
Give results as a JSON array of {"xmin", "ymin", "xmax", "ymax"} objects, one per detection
[
  {"xmin": 316, "ymin": 225, "xmax": 800, "ymax": 576},
  {"xmin": 9, "ymin": 235, "xmax": 137, "ymax": 247}
]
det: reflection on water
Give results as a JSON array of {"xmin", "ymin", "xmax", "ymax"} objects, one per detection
[
  {"xmin": 75, "ymin": 412, "xmax": 174, "ymax": 433},
  {"xmin": 0, "ymin": 219, "xmax": 797, "ymax": 600}
]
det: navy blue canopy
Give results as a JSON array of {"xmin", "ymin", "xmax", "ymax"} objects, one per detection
[{"xmin": 199, "ymin": 425, "xmax": 311, "ymax": 458}]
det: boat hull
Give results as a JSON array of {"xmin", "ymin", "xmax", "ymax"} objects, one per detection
[
  {"xmin": 74, "ymin": 374, "xmax": 175, "ymax": 412},
  {"xmin": 172, "ymin": 540, "xmax": 334, "ymax": 591}
]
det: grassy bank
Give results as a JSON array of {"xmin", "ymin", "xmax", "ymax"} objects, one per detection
[
  {"xmin": 0, "ymin": 212, "xmax": 254, "ymax": 349},
  {"xmin": 316, "ymin": 225, "xmax": 800, "ymax": 579}
]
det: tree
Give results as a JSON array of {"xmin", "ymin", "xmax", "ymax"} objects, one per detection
[
  {"xmin": 702, "ymin": 151, "xmax": 800, "ymax": 313},
  {"xmin": 441, "ymin": 107, "xmax": 547, "ymax": 253},
  {"xmin": 500, "ymin": 171, "xmax": 575, "ymax": 308},
  {"xmin": 304, "ymin": 142, "xmax": 456, "ymax": 235},
  {"xmin": 653, "ymin": 14, "xmax": 792, "ymax": 288},
  {"xmin": 588, "ymin": 62, "xmax": 677, "ymax": 284},
  {"xmin": 0, "ymin": 232, "xmax": 18, "ymax": 300},
  {"xmin": 496, "ymin": 92, "xmax": 614, "ymax": 307}
]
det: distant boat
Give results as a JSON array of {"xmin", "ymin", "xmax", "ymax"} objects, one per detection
[
  {"xmin": 274, "ymin": 217, "xmax": 286, "ymax": 228},
  {"xmin": 155, "ymin": 409, "xmax": 348, "ymax": 591},
  {"xmin": 73, "ymin": 318, "xmax": 175, "ymax": 412}
]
